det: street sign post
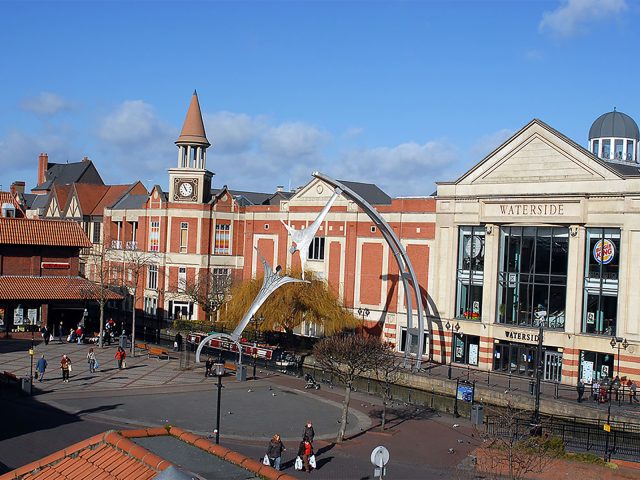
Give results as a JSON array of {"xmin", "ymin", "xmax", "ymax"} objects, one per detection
[{"xmin": 370, "ymin": 446, "xmax": 389, "ymax": 479}]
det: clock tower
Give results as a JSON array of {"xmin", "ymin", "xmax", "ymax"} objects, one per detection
[{"xmin": 169, "ymin": 91, "xmax": 213, "ymax": 203}]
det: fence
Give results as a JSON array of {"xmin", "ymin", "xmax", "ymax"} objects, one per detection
[{"xmin": 485, "ymin": 413, "xmax": 640, "ymax": 461}]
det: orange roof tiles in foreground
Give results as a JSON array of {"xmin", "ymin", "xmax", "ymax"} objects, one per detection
[
  {"xmin": 1, "ymin": 427, "xmax": 296, "ymax": 480},
  {"xmin": 0, "ymin": 218, "xmax": 91, "ymax": 248}
]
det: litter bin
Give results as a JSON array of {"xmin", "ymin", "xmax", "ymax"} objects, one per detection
[
  {"xmin": 529, "ymin": 381, "xmax": 535, "ymax": 395},
  {"xmin": 470, "ymin": 403, "xmax": 484, "ymax": 426},
  {"xmin": 21, "ymin": 377, "xmax": 32, "ymax": 395},
  {"xmin": 236, "ymin": 364, "xmax": 247, "ymax": 381}
]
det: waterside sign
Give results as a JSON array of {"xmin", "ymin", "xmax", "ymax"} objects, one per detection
[
  {"xmin": 504, "ymin": 330, "xmax": 539, "ymax": 343},
  {"xmin": 481, "ymin": 200, "xmax": 583, "ymax": 223}
]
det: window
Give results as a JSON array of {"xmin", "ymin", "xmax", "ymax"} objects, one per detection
[
  {"xmin": 627, "ymin": 140, "xmax": 635, "ymax": 161},
  {"xmin": 180, "ymin": 222, "xmax": 188, "ymax": 253},
  {"xmin": 453, "ymin": 333, "xmax": 480, "ymax": 366},
  {"xmin": 580, "ymin": 350, "xmax": 614, "ymax": 383},
  {"xmin": 149, "ymin": 221, "xmax": 160, "ymax": 252},
  {"xmin": 144, "ymin": 297, "xmax": 157, "ymax": 316},
  {"xmin": 456, "ymin": 227, "xmax": 485, "ymax": 320},
  {"xmin": 178, "ymin": 267, "xmax": 187, "ymax": 292},
  {"xmin": 614, "ymin": 139, "xmax": 624, "ymax": 160},
  {"xmin": 602, "ymin": 139, "xmax": 611, "ymax": 159},
  {"xmin": 214, "ymin": 224, "xmax": 230, "ymax": 255},
  {"xmin": 497, "ymin": 226, "xmax": 568, "ymax": 329},
  {"xmin": 582, "ymin": 228, "xmax": 620, "ymax": 335},
  {"xmin": 92, "ymin": 221, "xmax": 101, "ymax": 244},
  {"xmin": 308, "ymin": 237, "xmax": 325, "ymax": 260},
  {"xmin": 399, "ymin": 327, "xmax": 428, "ymax": 355},
  {"xmin": 147, "ymin": 264, "xmax": 158, "ymax": 290},
  {"xmin": 592, "ymin": 139, "xmax": 599, "ymax": 156}
]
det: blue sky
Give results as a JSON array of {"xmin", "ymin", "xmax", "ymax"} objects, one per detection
[{"xmin": 1, "ymin": 0, "xmax": 638, "ymax": 196}]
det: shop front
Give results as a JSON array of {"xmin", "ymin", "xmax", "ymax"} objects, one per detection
[{"xmin": 492, "ymin": 338, "xmax": 563, "ymax": 382}]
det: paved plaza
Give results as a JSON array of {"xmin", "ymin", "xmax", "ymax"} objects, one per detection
[{"xmin": 0, "ymin": 337, "xmax": 481, "ymax": 479}]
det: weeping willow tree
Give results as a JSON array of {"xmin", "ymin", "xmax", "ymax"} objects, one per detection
[{"xmin": 222, "ymin": 269, "xmax": 359, "ymax": 337}]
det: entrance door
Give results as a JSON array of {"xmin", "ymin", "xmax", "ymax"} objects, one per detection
[{"xmin": 544, "ymin": 351, "xmax": 563, "ymax": 382}]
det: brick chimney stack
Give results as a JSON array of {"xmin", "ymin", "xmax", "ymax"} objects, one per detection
[
  {"xmin": 82, "ymin": 156, "xmax": 90, "ymax": 163},
  {"xmin": 37, "ymin": 153, "xmax": 49, "ymax": 186},
  {"xmin": 10, "ymin": 181, "xmax": 25, "ymax": 195}
]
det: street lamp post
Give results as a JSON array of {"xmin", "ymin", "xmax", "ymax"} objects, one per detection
[
  {"xmin": 610, "ymin": 336, "xmax": 629, "ymax": 380},
  {"xmin": 213, "ymin": 363, "xmax": 225, "ymax": 444},
  {"xmin": 252, "ymin": 314, "xmax": 264, "ymax": 380},
  {"xmin": 357, "ymin": 307, "xmax": 370, "ymax": 334},
  {"xmin": 445, "ymin": 321, "xmax": 460, "ymax": 380},
  {"xmin": 531, "ymin": 323, "xmax": 544, "ymax": 434}
]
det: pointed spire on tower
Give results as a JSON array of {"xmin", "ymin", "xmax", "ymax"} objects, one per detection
[{"xmin": 176, "ymin": 91, "xmax": 210, "ymax": 147}]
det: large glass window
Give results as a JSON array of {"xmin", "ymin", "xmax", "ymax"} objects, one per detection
[
  {"xmin": 592, "ymin": 139, "xmax": 599, "ymax": 156},
  {"xmin": 147, "ymin": 264, "xmax": 158, "ymax": 290},
  {"xmin": 92, "ymin": 221, "xmax": 101, "ymax": 244},
  {"xmin": 180, "ymin": 222, "xmax": 188, "ymax": 253},
  {"xmin": 583, "ymin": 228, "xmax": 620, "ymax": 335},
  {"xmin": 614, "ymin": 139, "xmax": 624, "ymax": 160},
  {"xmin": 214, "ymin": 224, "xmax": 230, "ymax": 255},
  {"xmin": 399, "ymin": 327, "xmax": 428, "ymax": 356},
  {"xmin": 497, "ymin": 227, "xmax": 568, "ymax": 329},
  {"xmin": 580, "ymin": 350, "xmax": 614, "ymax": 383},
  {"xmin": 455, "ymin": 226, "xmax": 485, "ymax": 320},
  {"xmin": 626, "ymin": 140, "xmax": 634, "ymax": 161},
  {"xmin": 602, "ymin": 139, "xmax": 611, "ymax": 159},
  {"xmin": 453, "ymin": 333, "xmax": 480, "ymax": 366},
  {"xmin": 149, "ymin": 221, "xmax": 160, "ymax": 252}
]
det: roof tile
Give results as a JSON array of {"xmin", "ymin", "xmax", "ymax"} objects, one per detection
[
  {"xmin": 0, "ymin": 276, "xmax": 122, "ymax": 301},
  {"xmin": 0, "ymin": 217, "xmax": 91, "ymax": 247}
]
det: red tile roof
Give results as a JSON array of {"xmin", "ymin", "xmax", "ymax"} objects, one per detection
[
  {"xmin": 1, "ymin": 427, "xmax": 296, "ymax": 480},
  {"xmin": 0, "ymin": 218, "xmax": 91, "ymax": 247},
  {"xmin": 0, "ymin": 276, "xmax": 122, "ymax": 301}
]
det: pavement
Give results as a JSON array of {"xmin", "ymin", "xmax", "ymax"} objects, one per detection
[{"xmin": 0, "ymin": 337, "xmax": 482, "ymax": 479}]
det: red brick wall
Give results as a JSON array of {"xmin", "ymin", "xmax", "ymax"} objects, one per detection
[{"xmin": 359, "ymin": 243, "xmax": 383, "ymax": 305}]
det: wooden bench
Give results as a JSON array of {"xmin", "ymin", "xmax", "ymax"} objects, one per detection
[
  {"xmin": 2, "ymin": 371, "xmax": 18, "ymax": 382},
  {"xmin": 147, "ymin": 346, "xmax": 170, "ymax": 360},
  {"xmin": 134, "ymin": 343, "xmax": 148, "ymax": 352},
  {"xmin": 224, "ymin": 361, "xmax": 237, "ymax": 373}
]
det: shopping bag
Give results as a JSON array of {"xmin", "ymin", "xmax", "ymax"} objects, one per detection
[
  {"xmin": 263, "ymin": 455, "xmax": 270, "ymax": 466},
  {"xmin": 68, "ymin": 364, "xmax": 72, "ymax": 372},
  {"xmin": 309, "ymin": 454, "xmax": 316, "ymax": 469},
  {"xmin": 294, "ymin": 456, "xmax": 303, "ymax": 471},
  {"xmin": 94, "ymin": 360, "xmax": 100, "ymax": 370},
  {"xmin": 34, "ymin": 371, "xmax": 39, "ymax": 379},
  {"xmin": 122, "ymin": 360, "xmax": 127, "ymax": 369}
]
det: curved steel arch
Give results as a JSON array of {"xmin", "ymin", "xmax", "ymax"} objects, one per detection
[
  {"xmin": 195, "ymin": 332, "xmax": 244, "ymax": 364},
  {"xmin": 312, "ymin": 172, "xmax": 428, "ymax": 368}
]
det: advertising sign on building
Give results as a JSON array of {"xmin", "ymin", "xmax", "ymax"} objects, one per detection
[
  {"xmin": 593, "ymin": 239, "xmax": 615, "ymax": 265},
  {"xmin": 469, "ymin": 344, "xmax": 479, "ymax": 366},
  {"xmin": 27, "ymin": 309, "xmax": 38, "ymax": 325},
  {"xmin": 0, "ymin": 308, "xmax": 4, "ymax": 327},
  {"xmin": 456, "ymin": 383, "xmax": 474, "ymax": 402},
  {"xmin": 582, "ymin": 361, "xmax": 594, "ymax": 384},
  {"xmin": 14, "ymin": 307, "xmax": 24, "ymax": 325}
]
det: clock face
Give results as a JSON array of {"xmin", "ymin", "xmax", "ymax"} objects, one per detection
[
  {"xmin": 179, "ymin": 182, "xmax": 193, "ymax": 197},
  {"xmin": 464, "ymin": 235, "xmax": 483, "ymax": 258}
]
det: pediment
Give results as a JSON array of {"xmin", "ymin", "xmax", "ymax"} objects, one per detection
[
  {"xmin": 459, "ymin": 121, "xmax": 622, "ymax": 185},
  {"xmin": 288, "ymin": 178, "xmax": 350, "ymax": 205}
]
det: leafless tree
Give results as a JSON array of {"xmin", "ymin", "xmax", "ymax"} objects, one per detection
[
  {"xmin": 314, "ymin": 334, "xmax": 385, "ymax": 443},
  {"xmin": 478, "ymin": 401, "xmax": 561, "ymax": 480},
  {"xmin": 372, "ymin": 343, "xmax": 404, "ymax": 431}
]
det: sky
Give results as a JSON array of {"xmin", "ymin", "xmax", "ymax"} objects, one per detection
[{"xmin": 1, "ymin": 0, "xmax": 639, "ymax": 197}]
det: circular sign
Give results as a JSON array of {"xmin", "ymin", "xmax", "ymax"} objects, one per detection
[
  {"xmin": 593, "ymin": 239, "xmax": 615, "ymax": 265},
  {"xmin": 370, "ymin": 446, "xmax": 390, "ymax": 467},
  {"xmin": 464, "ymin": 235, "xmax": 483, "ymax": 258}
]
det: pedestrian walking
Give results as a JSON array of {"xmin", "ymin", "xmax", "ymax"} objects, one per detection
[
  {"xmin": 265, "ymin": 434, "xmax": 286, "ymax": 471},
  {"xmin": 119, "ymin": 330, "xmax": 127, "ymax": 349},
  {"xmin": 41, "ymin": 326, "xmax": 50, "ymax": 345},
  {"xmin": 115, "ymin": 347, "xmax": 126, "ymax": 370},
  {"xmin": 87, "ymin": 348, "xmax": 97, "ymax": 373},
  {"xmin": 174, "ymin": 332, "xmax": 183, "ymax": 352},
  {"xmin": 60, "ymin": 355, "xmax": 72, "ymax": 382},
  {"xmin": 76, "ymin": 326, "xmax": 83, "ymax": 345},
  {"xmin": 576, "ymin": 379, "xmax": 585, "ymax": 403},
  {"xmin": 297, "ymin": 439, "xmax": 314, "ymax": 473},
  {"xmin": 205, "ymin": 357, "xmax": 213, "ymax": 377},
  {"xmin": 630, "ymin": 380, "xmax": 639, "ymax": 404},
  {"xmin": 612, "ymin": 376, "xmax": 621, "ymax": 402},
  {"xmin": 592, "ymin": 380, "xmax": 600, "ymax": 401},
  {"xmin": 58, "ymin": 321, "xmax": 64, "ymax": 343},
  {"xmin": 302, "ymin": 421, "xmax": 315, "ymax": 443},
  {"xmin": 36, "ymin": 355, "xmax": 47, "ymax": 382}
]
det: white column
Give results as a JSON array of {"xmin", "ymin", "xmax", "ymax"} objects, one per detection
[
  {"xmin": 186, "ymin": 146, "xmax": 192, "ymax": 168},
  {"xmin": 177, "ymin": 146, "xmax": 183, "ymax": 167},
  {"xmin": 202, "ymin": 149, "xmax": 207, "ymax": 169}
]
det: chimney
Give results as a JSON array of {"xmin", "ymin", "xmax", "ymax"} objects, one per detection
[
  {"xmin": 276, "ymin": 185, "xmax": 284, "ymax": 192},
  {"xmin": 37, "ymin": 153, "xmax": 49, "ymax": 186},
  {"xmin": 82, "ymin": 156, "xmax": 90, "ymax": 163},
  {"xmin": 11, "ymin": 181, "xmax": 25, "ymax": 195}
]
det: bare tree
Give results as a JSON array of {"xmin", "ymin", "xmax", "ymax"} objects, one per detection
[
  {"xmin": 478, "ymin": 402, "xmax": 561, "ymax": 480},
  {"xmin": 314, "ymin": 335, "xmax": 385, "ymax": 443},
  {"xmin": 372, "ymin": 343, "xmax": 403, "ymax": 431},
  {"xmin": 118, "ymin": 249, "xmax": 159, "ymax": 356},
  {"xmin": 81, "ymin": 245, "xmax": 122, "ymax": 348}
]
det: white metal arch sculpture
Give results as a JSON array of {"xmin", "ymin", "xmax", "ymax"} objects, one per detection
[
  {"xmin": 195, "ymin": 249, "xmax": 309, "ymax": 364},
  {"xmin": 311, "ymin": 172, "xmax": 428, "ymax": 368}
]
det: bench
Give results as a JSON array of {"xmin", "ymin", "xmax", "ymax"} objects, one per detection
[
  {"xmin": 147, "ymin": 346, "xmax": 170, "ymax": 360},
  {"xmin": 224, "ymin": 361, "xmax": 236, "ymax": 373},
  {"xmin": 134, "ymin": 343, "xmax": 148, "ymax": 352},
  {"xmin": 2, "ymin": 371, "xmax": 18, "ymax": 383}
]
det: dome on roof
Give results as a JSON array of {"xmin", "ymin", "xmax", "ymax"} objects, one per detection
[{"xmin": 589, "ymin": 110, "xmax": 639, "ymax": 141}]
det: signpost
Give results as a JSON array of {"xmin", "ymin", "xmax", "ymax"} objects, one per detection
[{"xmin": 370, "ymin": 446, "xmax": 389, "ymax": 479}]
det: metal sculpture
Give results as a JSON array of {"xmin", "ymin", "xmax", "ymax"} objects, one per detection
[
  {"xmin": 195, "ymin": 249, "xmax": 309, "ymax": 364},
  {"xmin": 311, "ymin": 172, "xmax": 428, "ymax": 369},
  {"xmin": 281, "ymin": 188, "xmax": 342, "ymax": 279}
]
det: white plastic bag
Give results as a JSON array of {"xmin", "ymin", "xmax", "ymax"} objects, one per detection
[
  {"xmin": 309, "ymin": 454, "xmax": 316, "ymax": 469},
  {"xmin": 295, "ymin": 456, "xmax": 303, "ymax": 470},
  {"xmin": 263, "ymin": 455, "xmax": 270, "ymax": 466}
]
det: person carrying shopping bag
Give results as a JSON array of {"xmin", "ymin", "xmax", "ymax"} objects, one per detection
[
  {"xmin": 87, "ymin": 348, "xmax": 97, "ymax": 373},
  {"xmin": 265, "ymin": 434, "xmax": 285, "ymax": 471},
  {"xmin": 115, "ymin": 347, "xmax": 127, "ymax": 369},
  {"xmin": 60, "ymin": 355, "xmax": 72, "ymax": 383},
  {"xmin": 297, "ymin": 439, "xmax": 314, "ymax": 473}
]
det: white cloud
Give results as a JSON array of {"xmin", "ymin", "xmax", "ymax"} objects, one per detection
[
  {"xmin": 203, "ymin": 111, "xmax": 263, "ymax": 154},
  {"xmin": 21, "ymin": 92, "xmax": 74, "ymax": 116},
  {"xmin": 539, "ymin": 0, "xmax": 628, "ymax": 37},
  {"xmin": 98, "ymin": 100, "xmax": 169, "ymax": 145},
  {"xmin": 469, "ymin": 128, "xmax": 514, "ymax": 161},
  {"xmin": 261, "ymin": 122, "xmax": 329, "ymax": 158}
]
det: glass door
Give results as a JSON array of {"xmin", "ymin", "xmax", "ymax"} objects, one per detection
[{"xmin": 544, "ymin": 351, "xmax": 563, "ymax": 382}]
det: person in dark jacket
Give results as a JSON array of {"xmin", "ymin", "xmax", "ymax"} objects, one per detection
[
  {"xmin": 297, "ymin": 439, "xmax": 313, "ymax": 472},
  {"xmin": 302, "ymin": 421, "xmax": 315, "ymax": 443},
  {"xmin": 266, "ymin": 434, "xmax": 285, "ymax": 471},
  {"xmin": 36, "ymin": 355, "xmax": 47, "ymax": 382},
  {"xmin": 576, "ymin": 379, "xmax": 585, "ymax": 403}
]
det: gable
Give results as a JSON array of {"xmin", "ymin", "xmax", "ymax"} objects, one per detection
[
  {"xmin": 67, "ymin": 195, "xmax": 81, "ymax": 218},
  {"xmin": 458, "ymin": 120, "xmax": 622, "ymax": 185},
  {"xmin": 46, "ymin": 197, "xmax": 60, "ymax": 217}
]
